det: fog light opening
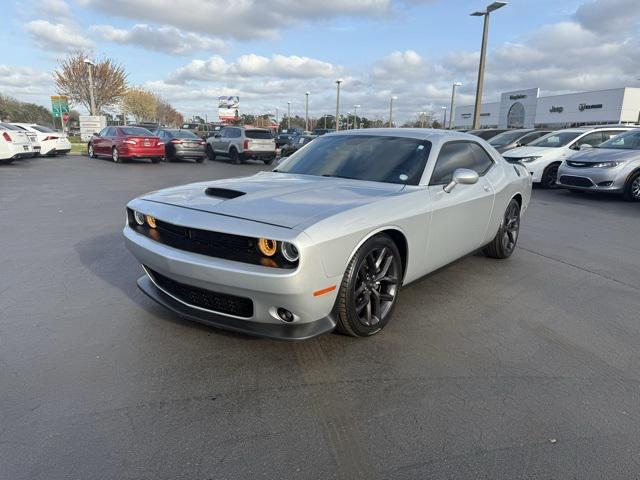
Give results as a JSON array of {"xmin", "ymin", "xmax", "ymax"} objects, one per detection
[
  {"xmin": 277, "ymin": 307, "xmax": 295, "ymax": 323},
  {"xmin": 598, "ymin": 181, "xmax": 614, "ymax": 187}
]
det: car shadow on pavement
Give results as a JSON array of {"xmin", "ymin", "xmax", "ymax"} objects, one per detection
[{"xmin": 74, "ymin": 231, "xmax": 260, "ymax": 341}]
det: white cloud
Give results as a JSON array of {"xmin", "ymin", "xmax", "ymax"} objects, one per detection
[
  {"xmin": 77, "ymin": 0, "xmax": 394, "ymax": 39},
  {"xmin": 25, "ymin": 20, "xmax": 94, "ymax": 52},
  {"xmin": 90, "ymin": 24, "xmax": 227, "ymax": 55},
  {"xmin": 574, "ymin": 0, "xmax": 640, "ymax": 34},
  {"xmin": 36, "ymin": 0, "xmax": 74, "ymax": 24},
  {"xmin": 0, "ymin": 65, "xmax": 53, "ymax": 100},
  {"xmin": 169, "ymin": 54, "xmax": 341, "ymax": 83}
]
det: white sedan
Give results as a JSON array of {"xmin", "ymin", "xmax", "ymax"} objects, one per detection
[
  {"xmin": 502, "ymin": 126, "xmax": 633, "ymax": 188},
  {"xmin": 0, "ymin": 123, "xmax": 34, "ymax": 164},
  {"xmin": 124, "ymin": 129, "xmax": 532, "ymax": 339},
  {"xmin": 10, "ymin": 123, "xmax": 71, "ymax": 156}
]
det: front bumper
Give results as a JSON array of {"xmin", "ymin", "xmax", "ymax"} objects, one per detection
[
  {"xmin": 123, "ymin": 213, "xmax": 342, "ymax": 340},
  {"xmin": 557, "ymin": 165, "xmax": 625, "ymax": 192},
  {"xmin": 137, "ymin": 275, "xmax": 336, "ymax": 340}
]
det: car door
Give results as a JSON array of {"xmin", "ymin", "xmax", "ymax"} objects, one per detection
[
  {"xmin": 94, "ymin": 127, "xmax": 109, "ymax": 154},
  {"xmin": 213, "ymin": 128, "xmax": 227, "ymax": 153},
  {"xmin": 425, "ymin": 141, "xmax": 496, "ymax": 270}
]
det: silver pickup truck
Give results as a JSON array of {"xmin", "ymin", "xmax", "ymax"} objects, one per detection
[{"xmin": 206, "ymin": 126, "xmax": 276, "ymax": 165}]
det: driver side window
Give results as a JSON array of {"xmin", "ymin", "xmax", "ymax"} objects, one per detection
[{"xmin": 430, "ymin": 141, "xmax": 494, "ymax": 185}]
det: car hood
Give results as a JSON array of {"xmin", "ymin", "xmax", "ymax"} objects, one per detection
[
  {"xmin": 503, "ymin": 146, "xmax": 559, "ymax": 158},
  {"xmin": 566, "ymin": 147, "xmax": 640, "ymax": 163},
  {"xmin": 139, "ymin": 171, "xmax": 405, "ymax": 229}
]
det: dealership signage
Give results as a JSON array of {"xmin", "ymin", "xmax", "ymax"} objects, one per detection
[
  {"xmin": 549, "ymin": 106, "xmax": 564, "ymax": 113},
  {"xmin": 579, "ymin": 103, "xmax": 603, "ymax": 111},
  {"xmin": 509, "ymin": 94, "xmax": 527, "ymax": 100},
  {"xmin": 79, "ymin": 115, "xmax": 107, "ymax": 142},
  {"xmin": 218, "ymin": 96, "xmax": 239, "ymax": 122}
]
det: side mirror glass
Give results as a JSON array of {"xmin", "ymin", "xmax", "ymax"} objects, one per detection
[
  {"xmin": 92, "ymin": 132, "xmax": 99, "ymax": 137},
  {"xmin": 443, "ymin": 168, "xmax": 479, "ymax": 193},
  {"xmin": 579, "ymin": 144, "xmax": 593, "ymax": 150}
]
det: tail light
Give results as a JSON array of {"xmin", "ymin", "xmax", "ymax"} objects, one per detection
[
  {"xmin": 170, "ymin": 139, "xmax": 182, "ymax": 144},
  {"xmin": 243, "ymin": 139, "xmax": 250, "ymax": 149},
  {"xmin": 43, "ymin": 136, "xmax": 59, "ymax": 141},
  {"xmin": 2, "ymin": 132, "xmax": 11, "ymax": 142},
  {"xmin": 199, "ymin": 140, "xmax": 205, "ymax": 145},
  {"xmin": 157, "ymin": 141, "xmax": 164, "ymax": 147},
  {"xmin": 123, "ymin": 138, "xmax": 136, "ymax": 145}
]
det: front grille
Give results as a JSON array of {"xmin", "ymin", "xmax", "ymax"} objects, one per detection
[
  {"xmin": 559, "ymin": 175, "xmax": 593, "ymax": 187},
  {"xmin": 147, "ymin": 267, "xmax": 253, "ymax": 318},
  {"xmin": 566, "ymin": 161, "xmax": 594, "ymax": 168}
]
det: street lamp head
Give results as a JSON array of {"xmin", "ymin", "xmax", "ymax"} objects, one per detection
[
  {"xmin": 287, "ymin": 101, "xmax": 291, "ymax": 105},
  {"xmin": 453, "ymin": 82, "xmax": 463, "ymax": 87},
  {"xmin": 336, "ymin": 78, "xmax": 343, "ymax": 84},
  {"xmin": 83, "ymin": 59, "xmax": 95, "ymax": 66},
  {"xmin": 487, "ymin": 1, "xmax": 507, "ymax": 12},
  {"xmin": 391, "ymin": 96, "xmax": 398, "ymax": 100},
  {"xmin": 441, "ymin": 106, "xmax": 447, "ymax": 110},
  {"xmin": 305, "ymin": 91, "xmax": 310, "ymax": 95},
  {"xmin": 470, "ymin": 10, "xmax": 485, "ymax": 16},
  {"xmin": 353, "ymin": 104, "xmax": 360, "ymax": 108}
]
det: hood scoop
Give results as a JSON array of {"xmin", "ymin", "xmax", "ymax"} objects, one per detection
[{"xmin": 204, "ymin": 187, "xmax": 246, "ymax": 199}]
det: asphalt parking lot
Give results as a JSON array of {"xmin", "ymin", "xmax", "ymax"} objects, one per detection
[{"xmin": 1, "ymin": 154, "xmax": 640, "ymax": 480}]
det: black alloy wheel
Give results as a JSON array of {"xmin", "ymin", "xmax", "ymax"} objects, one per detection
[
  {"xmin": 484, "ymin": 198, "xmax": 521, "ymax": 259},
  {"xmin": 230, "ymin": 148, "xmax": 241, "ymax": 165},
  {"xmin": 541, "ymin": 162, "xmax": 560, "ymax": 188},
  {"xmin": 336, "ymin": 234, "xmax": 402, "ymax": 337},
  {"xmin": 206, "ymin": 145, "xmax": 216, "ymax": 161}
]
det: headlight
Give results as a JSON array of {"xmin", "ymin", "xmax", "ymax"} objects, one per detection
[
  {"xmin": 145, "ymin": 215, "xmax": 157, "ymax": 229},
  {"xmin": 592, "ymin": 161, "xmax": 622, "ymax": 168},
  {"xmin": 133, "ymin": 210, "xmax": 145, "ymax": 226},
  {"xmin": 281, "ymin": 242, "xmax": 299, "ymax": 262},
  {"xmin": 257, "ymin": 238, "xmax": 277, "ymax": 257},
  {"xmin": 519, "ymin": 156, "xmax": 541, "ymax": 163}
]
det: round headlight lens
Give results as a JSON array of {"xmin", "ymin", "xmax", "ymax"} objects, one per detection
[
  {"xmin": 146, "ymin": 215, "xmax": 157, "ymax": 229},
  {"xmin": 133, "ymin": 210, "xmax": 145, "ymax": 226},
  {"xmin": 281, "ymin": 242, "xmax": 299, "ymax": 262},
  {"xmin": 258, "ymin": 238, "xmax": 277, "ymax": 257}
]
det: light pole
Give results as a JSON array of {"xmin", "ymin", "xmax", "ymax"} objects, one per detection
[
  {"xmin": 335, "ymin": 79, "xmax": 342, "ymax": 131},
  {"xmin": 471, "ymin": 1, "xmax": 507, "ymax": 129},
  {"xmin": 441, "ymin": 106, "xmax": 447, "ymax": 129},
  {"xmin": 275, "ymin": 107, "xmax": 279, "ymax": 127},
  {"xmin": 304, "ymin": 92, "xmax": 310, "ymax": 132},
  {"xmin": 287, "ymin": 101, "xmax": 291, "ymax": 130},
  {"xmin": 83, "ymin": 58, "xmax": 96, "ymax": 116},
  {"xmin": 389, "ymin": 96, "xmax": 398, "ymax": 128},
  {"xmin": 353, "ymin": 104, "xmax": 360, "ymax": 129},
  {"xmin": 419, "ymin": 111, "xmax": 426, "ymax": 128},
  {"xmin": 449, "ymin": 82, "xmax": 462, "ymax": 130}
]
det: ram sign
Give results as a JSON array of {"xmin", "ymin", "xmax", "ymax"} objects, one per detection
[{"xmin": 218, "ymin": 96, "xmax": 240, "ymax": 122}]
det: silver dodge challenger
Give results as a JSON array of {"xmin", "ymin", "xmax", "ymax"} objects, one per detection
[{"xmin": 124, "ymin": 129, "xmax": 532, "ymax": 340}]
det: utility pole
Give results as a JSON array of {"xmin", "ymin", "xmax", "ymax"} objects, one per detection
[
  {"xmin": 83, "ymin": 59, "xmax": 96, "ymax": 116},
  {"xmin": 389, "ymin": 96, "xmax": 398, "ymax": 128},
  {"xmin": 305, "ymin": 92, "xmax": 310, "ymax": 132},
  {"xmin": 287, "ymin": 101, "xmax": 291, "ymax": 130},
  {"xmin": 449, "ymin": 82, "xmax": 462, "ymax": 130}
]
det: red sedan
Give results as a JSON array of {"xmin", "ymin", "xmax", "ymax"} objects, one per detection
[{"xmin": 88, "ymin": 126, "xmax": 164, "ymax": 163}]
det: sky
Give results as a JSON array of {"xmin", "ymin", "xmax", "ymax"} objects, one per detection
[{"xmin": 3, "ymin": 0, "xmax": 640, "ymax": 123}]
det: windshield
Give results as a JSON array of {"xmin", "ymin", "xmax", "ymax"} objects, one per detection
[
  {"xmin": 121, "ymin": 127, "xmax": 153, "ymax": 136},
  {"xmin": 529, "ymin": 131, "xmax": 582, "ymax": 148},
  {"xmin": 276, "ymin": 135, "xmax": 431, "ymax": 185},
  {"xmin": 489, "ymin": 130, "xmax": 529, "ymax": 147},
  {"xmin": 168, "ymin": 129, "xmax": 199, "ymax": 139},
  {"xmin": 246, "ymin": 130, "xmax": 273, "ymax": 139},
  {"xmin": 31, "ymin": 125, "xmax": 55, "ymax": 133},
  {"xmin": 598, "ymin": 130, "xmax": 640, "ymax": 150}
]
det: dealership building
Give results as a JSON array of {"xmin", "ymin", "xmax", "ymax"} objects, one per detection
[{"xmin": 453, "ymin": 87, "xmax": 640, "ymax": 129}]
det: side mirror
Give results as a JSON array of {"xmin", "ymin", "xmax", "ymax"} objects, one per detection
[
  {"xmin": 214, "ymin": 133, "xmax": 221, "ymax": 138},
  {"xmin": 443, "ymin": 168, "xmax": 479, "ymax": 193},
  {"xmin": 579, "ymin": 144, "xmax": 593, "ymax": 150},
  {"xmin": 92, "ymin": 132, "xmax": 100, "ymax": 137}
]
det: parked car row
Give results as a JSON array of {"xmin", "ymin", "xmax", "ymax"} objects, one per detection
[{"xmin": 0, "ymin": 122, "xmax": 71, "ymax": 164}]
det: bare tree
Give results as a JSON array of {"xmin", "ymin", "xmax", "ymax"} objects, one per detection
[
  {"xmin": 123, "ymin": 87, "xmax": 157, "ymax": 122},
  {"xmin": 54, "ymin": 51, "xmax": 128, "ymax": 114}
]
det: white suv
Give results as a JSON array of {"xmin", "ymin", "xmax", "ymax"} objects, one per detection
[
  {"xmin": 502, "ymin": 126, "xmax": 634, "ymax": 188},
  {"xmin": 206, "ymin": 127, "xmax": 276, "ymax": 165}
]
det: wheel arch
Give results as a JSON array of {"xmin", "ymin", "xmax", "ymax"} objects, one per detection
[
  {"xmin": 624, "ymin": 166, "xmax": 640, "ymax": 186},
  {"xmin": 347, "ymin": 226, "xmax": 409, "ymax": 283}
]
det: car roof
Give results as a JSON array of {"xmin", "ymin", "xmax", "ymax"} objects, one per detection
[{"xmin": 325, "ymin": 128, "xmax": 478, "ymax": 142}]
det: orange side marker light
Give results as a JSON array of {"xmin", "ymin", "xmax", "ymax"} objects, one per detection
[{"xmin": 313, "ymin": 285, "xmax": 337, "ymax": 297}]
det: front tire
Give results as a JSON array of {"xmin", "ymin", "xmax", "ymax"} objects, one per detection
[
  {"xmin": 206, "ymin": 145, "xmax": 216, "ymax": 161},
  {"xmin": 541, "ymin": 162, "xmax": 560, "ymax": 188},
  {"xmin": 335, "ymin": 234, "xmax": 402, "ymax": 337},
  {"xmin": 484, "ymin": 198, "xmax": 521, "ymax": 259},
  {"xmin": 230, "ymin": 148, "xmax": 240, "ymax": 165},
  {"xmin": 623, "ymin": 171, "xmax": 640, "ymax": 202},
  {"xmin": 88, "ymin": 144, "xmax": 95, "ymax": 158}
]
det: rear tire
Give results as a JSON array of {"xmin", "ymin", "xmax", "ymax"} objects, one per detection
[
  {"xmin": 112, "ymin": 147, "xmax": 120, "ymax": 163},
  {"xmin": 206, "ymin": 145, "xmax": 215, "ymax": 161},
  {"xmin": 230, "ymin": 148, "xmax": 240, "ymax": 165},
  {"xmin": 196, "ymin": 156, "xmax": 205, "ymax": 163},
  {"xmin": 541, "ymin": 162, "xmax": 560, "ymax": 189},
  {"xmin": 151, "ymin": 157, "xmax": 160, "ymax": 164},
  {"xmin": 335, "ymin": 234, "xmax": 402, "ymax": 338},
  {"xmin": 263, "ymin": 157, "xmax": 275, "ymax": 165},
  {"xmin": 623, "ymin": 171, "xmax": 640, "ymax": 202},
  {"xmin": 484, "ymin": 198, "xmax": 521, "ymax": 259}
]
